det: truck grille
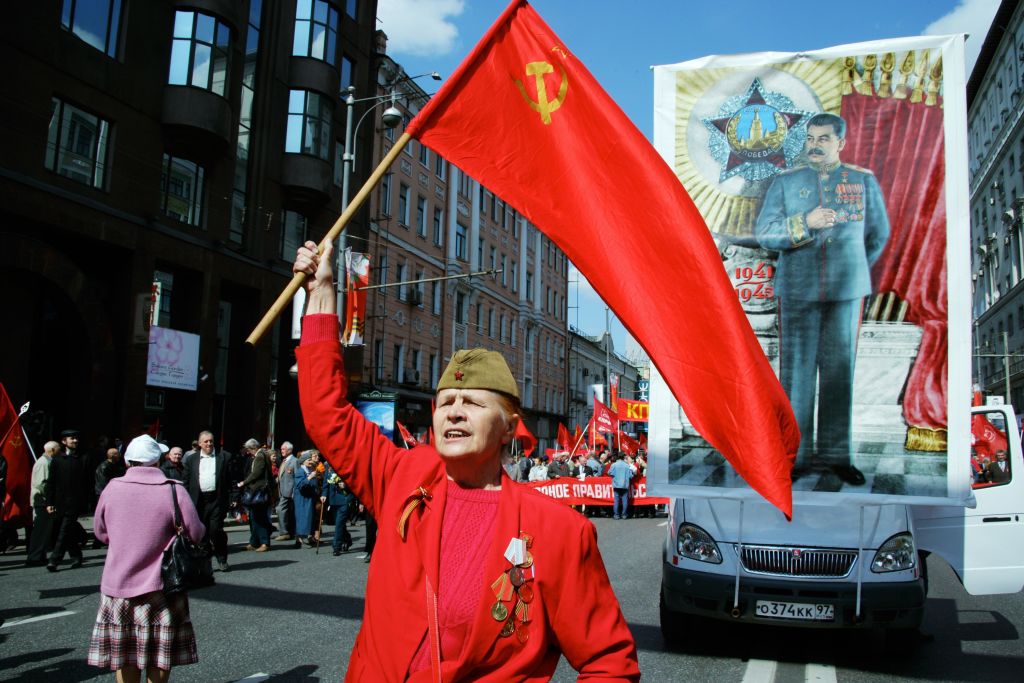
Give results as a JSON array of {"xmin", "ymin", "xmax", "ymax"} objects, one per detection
[{"xmin": 736, "ymin": 544, "xmax": 857, "ymax": 578}]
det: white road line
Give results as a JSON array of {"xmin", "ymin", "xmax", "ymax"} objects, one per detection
[
  {"xmin": 742, "ymin": 658, "xmax": 777, "ymax": 683},
  {"xmin": 805, "ymin": 663, "xmax": 838, "ymax": 683},
  {"xmin": 232, "ymin": 675, "xmax": 270, "ymax": 682},
  {"xmin": 1, "ymin": 611, "xmax": 77, "ymax": 628}
]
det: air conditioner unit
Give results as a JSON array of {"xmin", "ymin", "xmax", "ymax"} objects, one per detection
[{"xmin": 409, "ymin": 289, "xmax": 423, "ymax": 306}]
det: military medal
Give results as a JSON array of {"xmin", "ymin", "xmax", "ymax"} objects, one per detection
[
  {"xmin": 491, "ymin": 601, "xmax": 509, "ymax": 622},
  {"xmin": 500, "ymin": 619, "xmax": 516, "ymax": 638},
  {"xmin": 519, "ymin": 551, "xmax": 533, "ymax": 569},
  {"xmin": 509, "ymin": 566, "xmax": 525, "ymax": 587},
  {"xmin": 515, "ymin": 624, "xmax": 529, "ymax": 644},
  {"xmin": 518, "ymin": 582, "xmax": 534, "ymax": 603}
]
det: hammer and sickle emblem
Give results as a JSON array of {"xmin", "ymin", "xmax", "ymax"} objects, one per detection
[{"xmin": 515, "ymin": 61, "xmax": 568, "ymax": 125}]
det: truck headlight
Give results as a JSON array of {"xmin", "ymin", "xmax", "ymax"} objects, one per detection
[
  {"xmin": 676, "ymin": 523, "xmax": 722, "ymax": 564},
  {"xmin": 871, "ymin": 533, "xmax": 917, "ymax": 573}
]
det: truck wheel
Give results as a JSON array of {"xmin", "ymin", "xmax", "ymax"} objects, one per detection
[{"xmin": 659, "ymin": 590, "xmax": 691, "ymax": 648}]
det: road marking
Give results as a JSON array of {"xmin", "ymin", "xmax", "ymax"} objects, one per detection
[
  {"xmin": 1, "ymin": 611, "xmax": 77, "ymax": 628},
  {"xmin": 805, "ymin": 663, "xmax": 837, "ymax": 683},
  {"xmin": 657, "ymin": 521, "xmax": 667, "ymax": 527},
  {"xmin": 232, "ymin": 675, "xmax": 270, "ymax": 682},
  {"xmin": 741, "ymin": 658, "xmax": 777, "ymax": 683}
]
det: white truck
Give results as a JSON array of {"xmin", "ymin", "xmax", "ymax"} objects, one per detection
[{"xmin": 660, "ymin": 403, "xmax": 1024, "ymax": 642}]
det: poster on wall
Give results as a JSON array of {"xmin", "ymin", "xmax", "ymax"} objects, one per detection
[
  {"xmin": 647, "ymin": 34, "xmax": 972, "ymax": 505},
  {"xmin": 356, "ymin": 392, "xmax": 396, "ymax": 441},
  {"xmin": 146, "ymin": 326, "xmax": 200, "ymax": 391}
]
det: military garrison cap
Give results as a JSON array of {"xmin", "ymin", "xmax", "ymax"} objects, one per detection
[{"xmin": 437, "ymin": 349, "xmax": 519, "ymax": 400}]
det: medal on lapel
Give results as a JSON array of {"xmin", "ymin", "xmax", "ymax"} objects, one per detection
[{"xmin": 491, "ymin": 532, "xmax": 536, "ymax": 642}]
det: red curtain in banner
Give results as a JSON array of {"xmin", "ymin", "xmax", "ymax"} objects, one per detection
[{"xmin": 840, "ymin": 92, "xmax": 947, "ymax": 432}]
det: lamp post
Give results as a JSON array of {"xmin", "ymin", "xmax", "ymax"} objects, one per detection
[{"xmin": 336, "ymin": 72, "xmax": 441, "ymax": 317}]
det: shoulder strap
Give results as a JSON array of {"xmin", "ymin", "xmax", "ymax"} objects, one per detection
[{"xmin": 168, "ymin": 482, "xmax": 184, "ymax": 530}]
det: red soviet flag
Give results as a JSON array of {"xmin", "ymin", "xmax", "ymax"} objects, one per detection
[
  {"xmin": 0, "ymin": 384, "xmax": 32, "ymax": 525},
  {"xmin": 396, "ymin": 420, "xmax": 418, "ymax": 449},
  {"xmin": 514, "ymin": 419, "xmax": 537, "ymax": 456},
  {"xmin": 406, "ymin": 0, "xmax": 798, "ymax": 517},
  {"xmin": 556, "ymin": 422, "xmax": 570, "ymax": 451}
]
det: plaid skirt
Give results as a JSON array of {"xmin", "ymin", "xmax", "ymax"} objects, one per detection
[{"xmin": 87, "ymin": 591, "xmax": 198, "ymax": 671}]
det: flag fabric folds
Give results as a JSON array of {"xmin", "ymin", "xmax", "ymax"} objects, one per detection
[
  {"xmin": 1, "ymin": 384, "xmax": 32, "ymax": 524},
  {"xmin": 556, "ymin": 422, "xmax": 570, "ymax": 451},
  {"xmin": 406, "ymin": 0, "xmax": 798, "ymax": 517},
  {"xmin": 618, "ymin": 431, "xmax": 641, "ymax": 456}
]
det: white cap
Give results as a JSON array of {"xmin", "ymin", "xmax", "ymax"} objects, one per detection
[{"xmin": 124, "ymin": 434, "xmax": 169, "ymax": 465}]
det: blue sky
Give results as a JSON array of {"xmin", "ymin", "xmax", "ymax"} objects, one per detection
[{"xmin": 377, "ymin": 0, "xmax": 1000, "ymax": 359}]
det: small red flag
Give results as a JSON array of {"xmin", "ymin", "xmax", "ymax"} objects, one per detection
[
  {"xmin": 406, "ymin": 0, "xmax": 798, "ymax": 517},
  {"xmin": 971, "ymin": 413, "xmax": 1008, "ymax": 459},
  {"xmin": 514, "ymin": 419, "xmax": 538, "ymax": 456},
  {"xmin": 592, "ymin": 397, "xmax": 616, "ymax": 433},
  {"xmin": 1, "ymin": 384, "xmax": 32, "ymax": 525},
  {"xmin": 396, "ymin": 420, "xmax": 418, "ymax": 449},
  {"xmin": 618, "ymin": 431, "xmax": 641, "ymax": 456},
  {"xmin": 556, "ymin": 422, "xmax": 570, "ymax": 450}
]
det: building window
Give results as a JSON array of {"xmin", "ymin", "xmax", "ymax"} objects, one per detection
[
  {"xmin": 458, "ymin": 168, "xmax": 472, "ymax": 197},
  {"xmin": 414, "ymin": 270, "xmax": 425, "ymax": 306},
  {"xmin": 393, "ymin": 344, "xmax": 402, "ymax": 382},
  {"xmin": 374, "ymin": 339, "xmax": 384, "ymax": 381},
  {"xmin": 416, "ymin": 196, "xmax": 427, "ymax": 236},
  {"xmin": 500, "ymin": 314, "xmax": 507, "ymax": 342},
  {"xmin": 432, "ymin": 280, "xmax": 442, "ymax": 315},
  {"xmin": 285, "ymin": 90, "xmax": 332, "ymax": 159},
  {"xmin": 376, "ymin": 253, "xmax": 387, "ymax": 287},
  {"xmin": 46, "ymin": 98, "xmax": 110, "ymax": 189},
  {"xmin": 511, "ymin": 261, "xmax": 517, "ymax": 292},
  {"xmin": 340, "ymin": 55, "xmax": 355, "ymax": 89},
  {"xmin": 380, "ymin": 172, "xmax": 392, "ymax": 215},
  {"xmin": 398, "ymin": 184, "xmax": 410, "ymax": 225},
  {"xmin": 168, "ymin": 10, "xmax": 231, "ymax": 96},
  {"xmin": 346, "ymin": 0, "xmax": 358, "ymax": 19},
  {"xmin": 488, "ymin": 308, "xmax": 495, "ymax": 338},
  {"xmin": 153, "ymin": 270, "xmax": 174, "ymax": 327},
  {"xmin": 430, "ymin": 353, "xmax": 438, "ymax": 388},
  {"xmin": 292, "ymin": 0, "xmax": 338, "ymax": 65},
  {"xmin": 396, "ymin": 261, "xmax": 407, "ymax": 301},
  {"xmin": 455, "ymin": 291, "xmax": 466, "ymax": 323},
  {"xmin": 61, "ymin": 0, "xmax": 123, "ymax": 58},
  {"xmin": 455, "ymin": 223, "xmax": 467, "ymax": 260},
  {"xmin": 477, "ymin": 239, "xmax": 484, "ymax": 270},
  {"xmin": 160, "ymin": 154, "xmax": 205, "ymax": 226},
  {"xmin": 433, "ymin": 208, "xmax": 444, "ymax": 245},
  {"xmin": 419, "ymin": 143, "xmax": 429, "ymax": 167},
  {"xmin": 384, "ymin": 124, "xmax": 395, "ymax": 142},
  {"xmin": 501, "ymin": 255, "xmax": 507, "ymax": 287},
  {"xmin": 435, "ymin": 153, "xmax": 446, "ymax": 180},
  {"xmin": 526, "ymin": 272, "xmax": 533, "ymax": 300},
  {"xmin": 280, "ymin": 210, "xmax": 308, "ymax": 259},
  {"xmin": 475, "ymin": 302, "xmax": 482, "ymax": 330}
]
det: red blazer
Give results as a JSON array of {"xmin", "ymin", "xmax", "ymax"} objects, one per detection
[{"xmin": 297, "ymin": 331, "xmax": 640, "ymax": 682}]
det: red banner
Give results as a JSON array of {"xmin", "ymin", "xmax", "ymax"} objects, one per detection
[
  {"xmin": 1, "ymin": 384, "xmax": 32, "ymax": 524},
  {"xmin": 523, "ymin": 476, "xmax": 669, "ymax": 506},
  {"xmin": 617, "ymin": 399, "xmax": 649, "ymax": 423},
  {"xmin": 593, "ymin": 397, "xmax": 616, "ymax": 432},
  {"xmin": 342, "ymin": 250, "xmax": 370, "ymax": 346}
]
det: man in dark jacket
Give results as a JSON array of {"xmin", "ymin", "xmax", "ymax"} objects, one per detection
[
  {"xmin": 184, "ymin": 430, "xmax": 232, "ymax": 571},
  {"xmin": 45, "ymin": 429, "xmax": 87, "ymax": 570},
  {"xmin": 160, "ymin": 445, "xmax": 187, "ymax": 482}
]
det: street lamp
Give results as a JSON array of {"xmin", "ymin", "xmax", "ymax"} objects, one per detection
[{"xmin": 336, "ymin": 71, "xmax": 441, "ymax": 316}]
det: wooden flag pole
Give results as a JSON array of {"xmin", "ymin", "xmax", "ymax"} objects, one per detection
[{"xmin": 245, "ymin": 132, "xmax": 414, "ymax": 346}]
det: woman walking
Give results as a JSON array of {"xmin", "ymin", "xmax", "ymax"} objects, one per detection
[
  {"xmin": 87, "ymin": 434, "xmax": 205, "ymax": 682},
  {"xmin": 238, "ymin": 440, "xmax": 273, "ymax": 551},
  {"xmin": 293, "ymin": 450, "xmax": 320, "ymax": 546}
]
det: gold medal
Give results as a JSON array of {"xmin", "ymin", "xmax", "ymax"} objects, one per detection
[
  {"xmin": 500, "ymin": 618, "xmax": 516, "ymax": 638},
  {"xmin": 518, "ymin": 551, "xmax": 533, "ymax": 569},
  {"xmin": 517, "ymin": 582, "xmax": 534, "ymax": 604},
  {"xmin": 491, "ymin": 601, "xmax": 509, "ymax": 622},
  {"xmin": 510, "ymin": 567, "xmax": 524, "ymax": 587}
]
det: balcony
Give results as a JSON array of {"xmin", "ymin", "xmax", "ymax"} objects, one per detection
[{"xmin": 161, "ymin": 86, "xmax": 232, "ymax": 159}]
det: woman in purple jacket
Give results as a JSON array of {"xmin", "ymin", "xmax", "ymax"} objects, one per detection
[{"xmin": 87, "ymin": 434, "xmax": 206, "ymax": 682}]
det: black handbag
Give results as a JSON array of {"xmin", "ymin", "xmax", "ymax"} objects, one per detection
[
  {"xmin": 161, "ymin": 483, "xmax": 215, "ymax": 594},
  {"xmin": 241, "ymin": 487, "xmax": 269, "ymax": 507}
]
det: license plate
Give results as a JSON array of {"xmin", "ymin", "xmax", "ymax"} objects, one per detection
[{"xmin": 754, "ymin": 600, "xmax": 835, "ymax": 621}]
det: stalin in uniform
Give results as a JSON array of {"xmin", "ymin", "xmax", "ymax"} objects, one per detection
[{"xmin": 754, "ymin": 113, "xmax": 890, "ymax": 486}]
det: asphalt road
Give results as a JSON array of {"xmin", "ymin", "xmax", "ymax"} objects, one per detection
[{"xmin": 1, "ymin": 514, "xmax": 1022, "ymax": 682}]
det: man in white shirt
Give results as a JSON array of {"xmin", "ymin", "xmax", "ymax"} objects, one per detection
[{"xmin": 185, "ymin": 430, "xmax": 231, "ymax": 571}]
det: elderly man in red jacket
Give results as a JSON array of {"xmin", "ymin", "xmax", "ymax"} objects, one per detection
[{"xmin": 294, "ymin": 241, "xmax": 639, "ymax": 682}]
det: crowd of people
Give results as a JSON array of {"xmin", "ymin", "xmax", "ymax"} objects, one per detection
[
  {"xmin": 507, "ymin": 448, "xmax": 657, "ymax": 519},
  {"xmin": 13, "ymin": 428, "xmax": 376, "ymax": 573}
]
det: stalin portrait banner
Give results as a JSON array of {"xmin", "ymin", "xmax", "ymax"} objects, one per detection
[{"xmin": 647, "ymin": 35, "xmax": 973, "ymax": 506}]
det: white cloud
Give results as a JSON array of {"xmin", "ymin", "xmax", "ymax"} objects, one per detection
[
  {"xmin": 377, "ymin": 0, "xmax": 465, "ymax": 56},
  {"xmin": 923, "ymin": 0, "xmax": 1001, "ymax": 76}
]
